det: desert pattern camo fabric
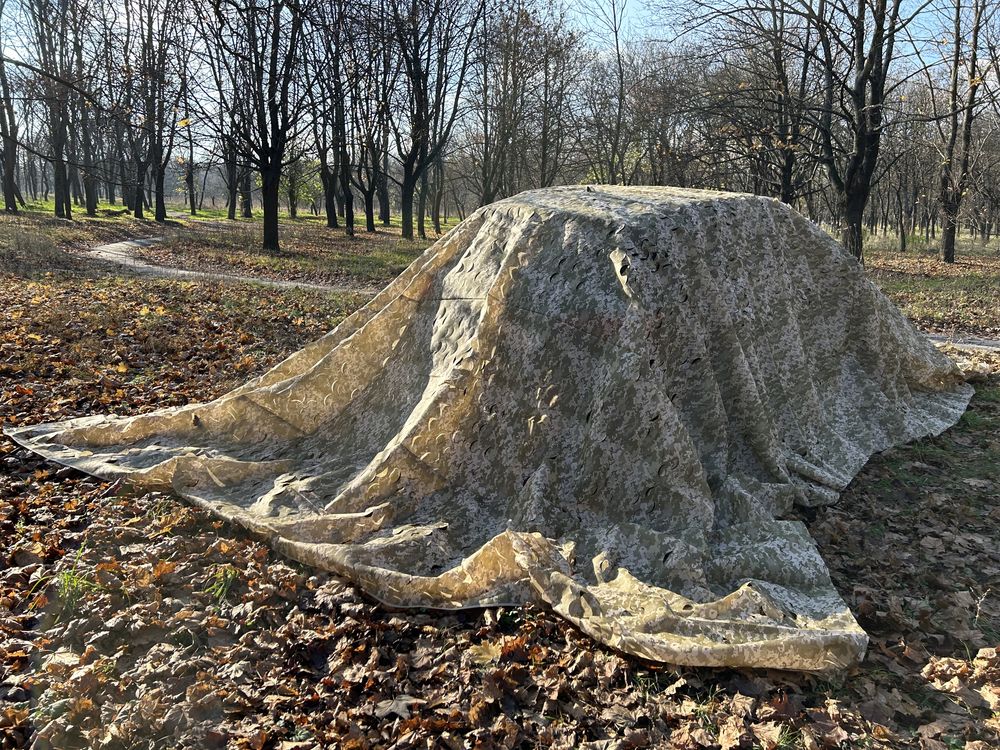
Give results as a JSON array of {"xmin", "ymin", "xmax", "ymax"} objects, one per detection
[{"xmin": 7, "ymin": 186, "xmax": 973, "ymax": 671}]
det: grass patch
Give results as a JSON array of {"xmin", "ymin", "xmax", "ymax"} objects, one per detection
[
  {"xmin": 144, "ymin": 220, "xmax": 435, "ymax": 286},
  {"xmin": 54, "ymin": 550, "xmax": 100, "ymax": 619},
  {"xmin": 1, "ymin": 204, "xmax": 161, "ymax": 251},
  {"xmin": 866, "ymin": 234, "xmax": 1000, "ymax": 338},
  {"xmin": 0, "ymin": 229, "xmax": 80, "ymax": 278},
  {"xmin": 205, "ymin": 564, "xmax": 240, "ymax": 605}
]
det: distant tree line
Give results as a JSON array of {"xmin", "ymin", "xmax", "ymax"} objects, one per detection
[{"xmin": 0, "ymin": 0, "xmax": 998, "ymax": 261}]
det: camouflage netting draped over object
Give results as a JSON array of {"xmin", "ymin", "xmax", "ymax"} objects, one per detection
[{"xmin": 7, "ymin": 186, "xmax": 972, "ymax": 671}]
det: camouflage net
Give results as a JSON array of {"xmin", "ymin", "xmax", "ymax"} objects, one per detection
[{"xmin": 7, "ymin": 186, "xmax": 972, "ymax": 670}]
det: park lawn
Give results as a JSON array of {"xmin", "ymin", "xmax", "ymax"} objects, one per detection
[
  {"xmin": 141, "ymin": 221, "xmax": 432, "ymax": 287},
  {"xmin": 142, "ymin": 217, "xmax": 1000, "ymax": 337},
  {"xmin": 867, "ymin": 235, "xmax": 1000, "ymax": 339},
  {"xmin": 0, "ymin": 205, "xmax": 162, "ymax": 265},
  {"xmin": 3, "ymin": 202, "xmax": 452, "ymax": 288},
  {"xmin": 0, "ymin": 212, "xmax": 997, "ymax": 748},
  {"xmin": 13, "ymin": 201, "xmax": 1000, "ymax": 336},
  {"xmin": 135, "ymin": 213, "xmax": 461, "ymax": 288}
]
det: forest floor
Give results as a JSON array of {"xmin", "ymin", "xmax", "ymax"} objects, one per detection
[
  {"xmin": 1, "ymin": 211, "xmax": 999, "ymax": 750},
  {"xmin": 868, "ymin": 239, "xmax": 1000, "ymax": 340}
]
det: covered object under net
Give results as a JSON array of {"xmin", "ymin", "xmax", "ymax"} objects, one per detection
[{"xmin": 7, "ymin": 186, "xmax": 973, "ymax": 671}]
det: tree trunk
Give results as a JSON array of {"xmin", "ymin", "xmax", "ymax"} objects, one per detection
[
  {"xmin": 940, "ymin": 205, "xmax": 958, "ymax": 263},
  {"xmin": 1, "ymin": 136, "xmax": 16, "ymax": 213},
  {"xmin": 26, "ymin": 156, "xmax": 38, "ymax": 201},
  {"xmin": 400, "ymin": 172, "xmax": 416, "ymax": 240},
  {"xmin": 432, "ymin": 160, "xmax": 444, "ymax": 235},
  {"xmin": 897, "ymin": 199, "xmax": 907, "ymax": 253},
  {"xmin": 154, "ymin": 163, "xmax": 167, "ymax": 222},
  {"xmin": 0, "ymin": 57, "xmax": 17, "ymax": 213},
  {"xmin": 225, "ymin": 158, "xmax": 238, "ymax": 220},
  {"xmin": 338, "ymin": 151, "xmax": 354, "ymax": 238},
  {"xmin": 287, "ymin": 174, "xmax": 298, "ymax": 218},
  {"xmin": 241, "ymin": 170, "xmax": 253, "ymax": 218},
  {"xmin": 80, "ymin": 139, "xmax": 98, "ymax": 217},
  {"xmin": 778, "ymin": 150, "xmax": 795, "ymax": 205},
  {"xmin": 321, "ymin": 165, "xmax": 338, "ymax": 229},
  {"xmin": 417, "ymin": 170, "xmax": 428, "ymax": 240},
  {"xmin": 68, "ymin": 159, "xmax": 82, "ymax": 206},
  {"xmin": 340, "ymin": 182, "xmax": 353, "ymax": 236},
  {"xmin": 261, "ymin": 168, "xmax": 281, "ymax": 253},
  {"xmin": 120, "ymin": 158, "xmax": 132, "ymax": 212},
  {"xmin": 841, "ymin": 199, "xmax": 864, "ymax": 264},
  {"xmin": 54, "ymin": 157, "xmax": 71, "ymax": 219},
  {"xmin": 186, "ymin": 161, "xmax": 196, "ymax": 215},
  {"xmin": 133, "ymin": 162, "xmax": 147, "ymax": 219},
  {"xmin": 377, "ymin": 170, "xmax": 390, "ymax": 226},
  {"xmin": 363, "ymin": 189, "xmax": 375, "ymax": 233}
]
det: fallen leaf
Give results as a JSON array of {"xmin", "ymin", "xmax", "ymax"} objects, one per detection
[{"xmin": 374, "ymin": 695, "xmax": 424, "ymax": 720}]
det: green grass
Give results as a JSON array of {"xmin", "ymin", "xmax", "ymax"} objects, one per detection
[
  {"xmin": 54, "ymin": 550, "xmax": 100, "ymax": 619},
  {"xmin": 975, "ymin": 384, "xmax": 1000, "ymax": 402},
  {"xmin": 865, "ymin": 233, "xmax": 1000, "ymax": 337},
  {"xmin": 4, "ymin": 199, "xmax": 460, "ymax": 288},
  {"xmin": 148, "ymin": 219, "xmax": 435, "ymax": 285},
  {"xmin": 205, "ymin": 564, "xmax": 239, "ymax": 605},
  {"xmin": 866, "ymin": 229, "xmax": 1000, "ymax": 257}
]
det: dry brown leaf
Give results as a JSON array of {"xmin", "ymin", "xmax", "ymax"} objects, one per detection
[
  {"xmin": 718, "ymin": 715, "xmax": 748, "ymax": 750},
  {"xmin": 468, "ymin": 640, "xmax": 503, "ymax": 666},
  {"xmin": 750, "ymin": 721, "xmax": 784, "ymax": 750}
]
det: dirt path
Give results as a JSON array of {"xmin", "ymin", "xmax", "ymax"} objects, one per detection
[
  {"xmin": 83, "ymin": 236, "xmax": 380, "ymax": 296},
  {"xmin": 927, "ymin": 332, "xmax": 1000, "ymax": 351}
]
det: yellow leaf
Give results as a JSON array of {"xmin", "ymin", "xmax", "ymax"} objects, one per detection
[
  {"xmin": 116, "ymin": 363, "xmax": 128, "ymax": 373},
  {"xmin": 468, "ymin": 641, "xmax": 502, "ymax": 666},
  {"xmin": 153, "ymin": 560, "xmax": 176, "ymax": 578},
  {"xmin": 139, "ymin": 305, "xmax": 151, "ymax": 316}
]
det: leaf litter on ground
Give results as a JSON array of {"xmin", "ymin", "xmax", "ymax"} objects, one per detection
[{"xmin": 1, "ymin": 224, "xmax": 998, "ymax": 749}]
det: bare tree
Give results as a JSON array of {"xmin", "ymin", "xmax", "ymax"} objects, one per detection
[
  {"xmin": 0, "ymin": 0, "xmax": 21, "ymax": 212},
  {"xmin": 347, "ymin": 3, "xmax": 398, "ymax": 232},
  {"xmin": 579, "ymin": 0, "xmax": 636, "ymax": 184},
  {"xmin": 921, "ymin": 0, "xmax": 993, "ymax": 262},
  {"xmin": 198, "ymin": 0, "xmax": 315, "ymax": 252},
  {"xmin": 310, "ymin": 0, "xmax": 355, "ymax": 236},
  {"xmin": 25, "ymin": 0, "xmax": 76, "ymax": 217},
  {"xmin": 387, "ymin": 0, "xmax": 482, "ymax": 240}
]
